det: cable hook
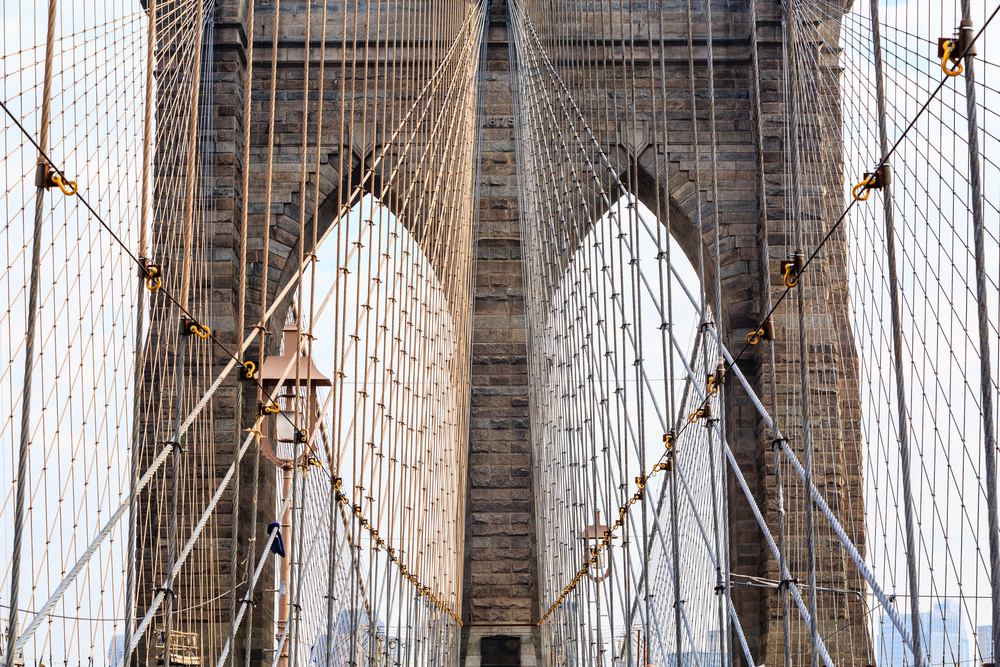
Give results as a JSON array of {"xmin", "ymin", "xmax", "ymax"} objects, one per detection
[
  {"xmin": 50, "ymin": 171, "xmax": 78, "ymax": 196},
  {"xmin": 939, "ymin": 39, "xmax": 964, "ymax": 76}
]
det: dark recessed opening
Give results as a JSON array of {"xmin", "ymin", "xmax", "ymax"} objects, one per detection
[{"xmin": 481, "ymin": 635, "xmax": 520, "ymax": 667}]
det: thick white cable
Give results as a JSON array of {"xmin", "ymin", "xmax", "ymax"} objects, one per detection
[
  {"xmin": 13, "ymin": 439, "xmax": 173, "ymax": 650},
  {"xmin": 649, "ymin": 223, "xmax": 920, "ymax": 657},
  {"xmin": 128, "ymin": 427, "xmax": 257, "ymax": 655}
]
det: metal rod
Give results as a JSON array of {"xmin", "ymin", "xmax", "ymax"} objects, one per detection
[
  {"xmin": 779, "ymin": 1, "xmax": 821, "ymax": 665},
  {"xmin": 868, "ymin": 2, "xmax": 927, "ymax": 665},
  {"xmin": 7, "ymin": 0, "xmax": 57, "ymax": 664},
  {"xmin": 958, "ymin": 5, "xmax": 1000, "ymax": 666},
  {"xmin": 126, "ymin": 0, "xmax": 157, "ymax": 661}
]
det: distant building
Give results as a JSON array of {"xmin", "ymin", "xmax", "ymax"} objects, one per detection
[
  {"xmin": 309, "ymin": 609, "xmax": 385, "ymax": 666},
  {"xmin": 107, "ymin": 635, "xmax": 125, "ymax": 667},
  {"xmin": 877, "ymin": 599, "xmax": 972, "ymax": 667},
  {"xmin": 977, "ymin": 625, "xmax": 992, "ymax": 664}
]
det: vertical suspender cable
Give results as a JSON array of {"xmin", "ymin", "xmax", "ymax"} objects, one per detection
[
  {"xmin": 228, "ymin": 1, "xmax": 256, "ymax": 664},
  {"xmin": 868, "ymin": 2, "xmax": 927, "ymax": 666},
  {"xmin": 701, "ymin": 0, "xmax": 732, "ymax": 662},
  {"xmin": 957, "ymin": 2, "xmax": 1000, "ymax": 664},
  {"xmin": 779, "ymin": 1, "xmax": 820, "ymax": 665},
  {"xmin": 745, "ymin": 0, "xmax": 792, "ymax": 658},
  {"xmin": 164, "ymin": 2, "xmax": 206, "ymax": 665},
  {"xmin": 6, "ymin": 1, "xmax": 58, "ymax": 665},
  {"xmin": 127, "ymin": 0, "xmax": 158, "ymax": 660}
]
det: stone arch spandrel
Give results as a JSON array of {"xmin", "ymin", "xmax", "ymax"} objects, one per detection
[{"xmin": 263, "ymin": 143, "xmax": 472, "ymax": 341}]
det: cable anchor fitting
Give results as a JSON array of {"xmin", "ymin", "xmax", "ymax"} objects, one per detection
[
  {"xmin": 241, "ymin": 360, "xmax": 256, "ymax": 380},
  {"xmin": 707, "ymin": 361, "xmax": 725, "ymax": 395},
  {"xmin": 181, "ymin": 316, "xmax": 210, "ymax": 339},
  {"xmin": 747, "ymin": 318, "xmax": 775, "ymax": 345},
  {"xmin": 688, "ymin": 403, "xmax": 712, "ymax": 424},
  {"xmin": 939, "ymin": 21, "xmax": 976, "ymax": 77},
  {"xmin": 779, "ymin": 249, "xmax": 805, "ymax": 288},
  {"xmin": 138, "ymin": 257, "xmax": 163, "ymax": 291},
  {"xmin": 853, "ymin": 164, "xmax": 891, "ymax": 201},
  {"xmin": 35, "ymin": 163, "xmax": 78, "ymax": 196},
  {"xmin": 663, "ymin": 429, "xmax": 676, "ymax": 450}
]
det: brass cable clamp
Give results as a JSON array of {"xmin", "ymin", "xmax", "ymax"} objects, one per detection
[
  {"xmin": 35, "ymin": 162, "xmax": 78, "ymax": 196},
  {"xmin": 138, "ymin": 257, "xmax": 163, "ymax": 291},
  {"xmin": 938, "ymin": 21, "xmax": 975, "ymax": 77},
  {"xmin": 689, "ymin": 403, "xmax": 712, "ymax": 423},
  {"xmin": 853, "ymin": 164, "xmax": 891, "ymax": 201},
  {"xmin": 180, "ymin": 316, "xmax": 210, "ymax": 339},
  {"xmin": 779, "ymin": 249, "xmax": 806, "ymax": 288},
  {"xmin": 746, "ymin": 318, "xmax": 775, "ymax": 345}
]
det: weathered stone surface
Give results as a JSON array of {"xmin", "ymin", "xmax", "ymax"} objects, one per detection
[{"xmin": 146, "ymin": 0, "xmax": 866, "ymax": 664}]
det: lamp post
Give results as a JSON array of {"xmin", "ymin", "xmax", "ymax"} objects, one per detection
[
  {"xmin": 581, "ymin": 511, "xmax": 611, "ymax": 584},
  {"xmin": 260, "ymin": 325, "xmax": 331, "ymax": 667}
]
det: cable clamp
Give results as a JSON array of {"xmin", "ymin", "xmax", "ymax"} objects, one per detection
[
  {"xmin": 35, "ymin": 163, "xmax": 78, "ymax": 195},
  {"xmin": 939, "ymin": 22, "xmax": 975, "ymax": 76},
  {"xmin": 746, "ymin": 318, "xmax": 775, "ymax": 345},
  {"xmin": 663, "ymin": 429, "xmax": 676, "ymax": 449},
  {"xmin": 138, "ymin": 257, "xmax": 163, "ymax": 291},
  {"xmin": 161, "ymin": 440, "xmax": 187, "ymax": 454},
  {"xmin": 772, "ymin": 437, "xmax": 787, "ymax": 452},
  {"xmin": 853, "ymin": 164, "xmax": 891, "ymax": 202},
  {"xmin": 241, "ymin": 360, "xmax": 256, "ymax": 380},
  {"xmin": 653, "ymin": 459, "xmax": 672, "ymax": 473},
  {"xmin": 180, "ymin": 316, "xmax": 210, "ymax": 338},
  {"xmin": 260, "ymin": 401, "xmax": 281, "ymax": 416},
  {"xmin": 779, "ymin": 249, "xmax": 805, "ymax": 288},
  {"xmin": 707, "ymin": 361, "xmax": 725, "ymax": 394},
  {"xmin": 688, "ymin": 403, "xmax": 712, "ymax": 423},
  {"xmin": 153, "ymin": 584, "xmax": 176, "ymax": 599}
]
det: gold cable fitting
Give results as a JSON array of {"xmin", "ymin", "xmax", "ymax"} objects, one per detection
[
  {"xmin": 50, "ymin": 172, "xmax": 78, "ymax": 196},
  {"xmin": 241, "ymin": 360, "xmax": 256, "ymax": 380},
  {"xmin": 653, "ymin": 460, "xmax": 672, "ymax": 473},
  {"xmin": 635, "ymin": 474, "xmax": 647, "ymax": 489},
  {"xmin": 35, "ymin": 163, "xmax": 77, "ymax": 195},
  {"xmin": 689, "ymin": 403, "xmax": 713, "ymax": 423},
  {"xmin": 779, "ymin": 249, "xmax": 805, "ymax": 288},
  {"xmin": 853, "ymin": 164, "xmax": 891, "ymax": 201},
  {"xmin": 707, "ymin": 361, "xmax": 725, "ymax": 394},
  {"xmin": 747, "ymin": 317, "xmax": 775, "ymax": 345},
  {"xmin": 939, "ymin": 22, "xmax": 974, "ymax": 77},
  {"xmin": 138, "ymin": 257, "xmax": 163, "ymax": 291},
  {"xmin": 260, "ymin": 401, "xmax": 280, "ymax": 416},
  {"xmin": 663, "ymin": 429, "xmax": 676, "ymax": 449},
  {"xmin": 180, "ymin": 316, "xmax": 210, "ymax": 338},
  {"xmin": 748, "ymin": 318, "xmax": 776, "ymax": 345}
]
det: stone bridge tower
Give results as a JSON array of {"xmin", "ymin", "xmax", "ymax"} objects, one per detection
[{"xmin": 141, "ymin": 0, "xmax": 868, "ymax": 664}]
